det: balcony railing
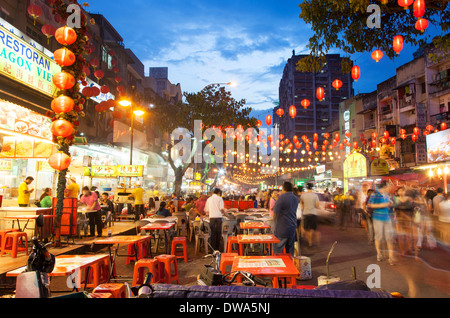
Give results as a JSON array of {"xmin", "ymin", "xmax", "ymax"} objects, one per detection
[
  {"xmin": 428, "ymin": 77, "xmax": 450, "ymax": 97},
  {"xmin": 399, "ymin": 94, "xmax": 414, "ymax": 109}
]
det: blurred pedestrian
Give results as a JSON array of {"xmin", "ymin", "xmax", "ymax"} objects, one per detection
[
  {"xmin": 80, "ymin": 186, "xmax": 102, "ymax": 237},
  {"xmin": 367, "ymin": 181, "xmax": 396, "ymax": 265},
  {"xmin": 269, "ymin": 190, "xmax": 279, "ymax": 217},
  {"xmin": 432, "ymin": 188, "xmax": 445, "ymax": 218},
  {"xmin": 393, "ymin": 187, "xmax": 414, "ymax": 256},
  {"xmin": 300, "ymin": 183, "xmax": 319, "ymax": 248},
  {"xmin": 273, "ymin": 182, "xmax": 299, "ymax": 256},
  {"xmin": 364, "ymin": 188, "xmax": 375, "ymax": 245}
]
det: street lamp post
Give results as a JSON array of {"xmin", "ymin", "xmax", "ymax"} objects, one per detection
[{"xmin": 118, "ymin": 99, "xmax": 145, "ymax": 166}]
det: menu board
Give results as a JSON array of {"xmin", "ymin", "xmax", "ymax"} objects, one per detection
[
  {"xmin": 91, "ymin": 165, "xmax": 118, "ymax": 177},
  {"xmin": 426, "ymin": 129, "xmax": 450, "ymax": 163},
  {"xmin": 117, "ymin": 165, "xmax": 144, "ymax": 177},
  {"xmin": 237, "ymin": 258, "xmax": 286, "ymax": 268},
  {"xmin": 0, "ymin": 136, "xmax": 55, "ymax": 158},
  {"xmin": 0, "ymin": 100, "xmax": 53, "ymax": 140}
]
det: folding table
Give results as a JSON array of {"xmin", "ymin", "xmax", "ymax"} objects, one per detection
[
  {"xmin": 141, "ymin": 222, "xmax": 176, "ymax": 254},
  {"xmin": 231, "ymin": 255, "xmax": 299, "ymax": 288},
  {"xmin": 237, "ymin": 234, "xmax": 280, "ymax": 256}
]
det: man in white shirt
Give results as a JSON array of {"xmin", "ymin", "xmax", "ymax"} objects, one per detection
[{"xmin": 205, "ymin": 188, "xmax": 226, "ymax": 251}]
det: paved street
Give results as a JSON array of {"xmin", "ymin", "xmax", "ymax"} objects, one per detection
[{"xmin": 45, "ymin": 222, "xmax": 449, "ymax": 298}]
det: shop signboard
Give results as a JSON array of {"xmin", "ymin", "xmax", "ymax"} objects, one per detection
[
  {"xmin": 426, "ymin": 128, "xmax": 450, "ymax": 163},
  {"xmin": 91, "ymin": 165, "xmax": 118, "ymax": 177},
  {"xmin": 0, "ymin": 25, "xmax": 60, "ymax": 97},
  {"xmin": 117, "ymin": 165, "xmax": 143, "ymax": 177},
  {"xmin": 37, "ymin": 161, "xmax": 54, "ymax": 172},
  {"xmin": 0, "ymin": 159, "xmax": 12, "ymax": 171},
  {"xmin": 343, "ymin": 153, "xmax": 367, "ymax": 178},
  {"xmin": 370, "ymin": 158, "xmax": 389, "ymax": 176}
]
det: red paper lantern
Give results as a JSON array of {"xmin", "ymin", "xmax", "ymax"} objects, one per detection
[
  {"xmin": 53, "ymin": 72, "xmax": 75, "ymax": 90},
  {"xmin": 276, "ymin": 108, "xmax": 284, "ymax": 117},
  {"xmin": 423, "ymin": 130, "xmax": 430, "ymax": 136},
  {"xmin": 51, "ymin": 96, "xmax": 74, "ymax": 113},
  {"xmin": 267, "ymin": 135, "xmax": 273, "ymax": 143},
  {"xmin": 100, "ymin": 85, "xmax": 110, "ymax": 94},
  {"xmin": 371, "ymin": 50, "xmax": 383, "ymax": 62},
  {"xmin": 51, "ymin": 119, "xmax": 74, "ymax": 137},
  {"xmin": 413, "ymin": 127, "xmax": 420, "ymax": 135},
  {"xmin": 256, "ymin": 120, "xmax": 262, "ymax": 127},
  {"xmin": 94, "ymin": 70, "xmax": 104, "ymax": 81},
  {"xmin": 332, "ymin": 79, "xmax": 343, "ymax": 91},
  {"xmin": 415, "ymin": 18, "xmax": 429, "ymax": 32},
  {"xmin": 380, "ymin": 137, "xmax": 386, "ymax": 144},
  {"xmin": 393, "ymin": 35, "xmax": 404, "ymax": 55},
  {"xmin": 313, "ymin": 141, "xmax": 318, "ymax": 150},
  {"xmin": 371, "ymin": 140, "xmax": 377, "ymax": 147},
  {"xmin": 372, "ymin": 132, "xmax": 378, "ymax": 139},
  {"xmin": 301, "ymin": 99, "xmax": 310, "ymax": 109},
  {"xmin": 426, "ymin": 124, "xmax": 433, "ymax": 131},
  {"xmin": 345, "ymin": 131, "xmax": 351, "ymax": 138},
  {"xmin": 332, "ymin": 139, "xmax": 337, "ymax": 147},
  {"xmin": 353, "ymin": 141, "xmax": 358, "ymax": 149},
  {"xmin": 112, "ymin": 66, "xmax": 120, "ymax": 73},
  {"xmin": 412, "ymin": 134, "xmax": 418, "ymax": 142},
  {"xmin": 324, "ymin": 133, "xmax": 330, "ymax": 139},
  {"xmin": 339, "ymin": 143, "xmax": 344, "ymax": 150},
  {"xmin": 305, "ymin": 144, "xmax": 310, "ymax": 152},
  {"xmin": 27, "ymin": 4, "xmax": 43, "ymax": 22},
  {"xmin": 53, "ymin": 48, "xmax": 76, "ymax": 67},
  {"xmin": 48, "ymin": 152, "xmax": 71, "ymax": 171},
  {"xmin": 91, "ymin": 87, "xmax": 100, "ymax": 97},
  {"xmin": 316, "ymin": 87, "xmax": 325, "ymax": 101},
  {"xmin": 401, "ymin": 134, "xmax": 407, "ymax": 140},
  {"xmin": 383, "ymin": 130, "xmax": 389, "ymax": 138},
  {"xmin": 293, "ymin": 135, "xmax": 298, "ymax": 144},
  {"xmin": 441, "ymin": 122, "xmax": 447, "ymax": 131},
  {"xmin": 289, "ymin": 105, "xmax": 297, "ymax": 118},
  {"xmin": 266, "ymin": 115, "xmax": 272, "ymax": 126},
  {"xmin": 279, "ymin": 134, "xmax": 284, "ymax": 140},
  {"xmin": 313, "ymin": 133, "xmax": 319, "ymax": 141},
  {"xmin": 112, "ymin": 110, "xmax": 123, "ymax": 119},
  {"xmin": 323, "ymin": 140, "xmax": 329, "ymax": 146},
  {"xmin": 413, "ymin": 0, "xmax": 425, "ymax": 18},
  {"xmin": 55, "ymin": 26, "xmax": 77, "ymax": 46},
  {"xmin": 90, "ymin": 58, "xmax": 100, "ymax": 69},
  {"xmin": 351, "ymin": 66, "xmax": 360, "ymax": 81},
  {"xmin": 399, "ymin": 128, "xmax": 406, "ymax": 135},
  {"xmin": 398, "ymin": 0, "xmax": 413, "ymax": 9},
  {"xmin": 334, "ymin": 133, "xmax": 340, "ymax": 142},
  {"xmin": 41, "ymin": 24, "xmax": 56, "ymax": 41},
  {"xmin": 390, "ymin": 138, "xmax": 396, "ymax": 145},
  {"xmin": 116, "ymin": 85, "xmax": 124, "ymax": 92}
]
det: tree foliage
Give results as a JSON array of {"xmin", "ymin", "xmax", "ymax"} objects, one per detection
[{"xmin": 298, "ymin": 0, "xmax": 450, "ymax": 73}]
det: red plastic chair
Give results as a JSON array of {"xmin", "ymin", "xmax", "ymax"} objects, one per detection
[
  {"xmin": 171, "ymin": 237, "xmax": 188, "ymax": 263},
  {"xmin": 0, "ymin": 231, "xmax": 28, "ymax": 258},
  {"xmin": 155, "ymin": 254, "xmax": 180, "ymax": 284},
  {"xmin": 132, "ymin": 258, "xmax": 161, "ymax": 286},
  {"xmin": 219, "ymin": 253, "xmax": 238, "ymax": 274}
]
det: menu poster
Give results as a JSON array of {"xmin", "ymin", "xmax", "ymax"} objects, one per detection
[
  {"xmin": 238, "ymin": 258, "xmax": 286, "ymax": 268},
  {"xmin": 14, "ymin": 138, "xmax": 34, "ymax": 157},
  {"xmin": 0, "ymin": 136, "xmax": 15, "ymax": 157},
  {"xmin": 0, "ymin": 100, "xmax": 53, "ymax": 140},
  {"xmin": 0, "ymin": 159, "xmax": 12, "ymax": 170},
  {"xmin": 0, "ymin": 136, "xmax": 55, "ymax": 158}
]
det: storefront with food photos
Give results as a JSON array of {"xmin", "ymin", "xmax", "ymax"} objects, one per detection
[{"xmin": 0, "ymin": 99, "xmax": 57, "ymax": 206}]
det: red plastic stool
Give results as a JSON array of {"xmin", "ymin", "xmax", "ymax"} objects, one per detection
[
  {"xmin": 0, "ymin": 232, "xmax": 28, "ymax": 258},
  {"xmin": 126, "ymin": 238, "xmax": 151, "ymax": 265},
  {"xmin": 219, "ymin": 253, "xmax": 238, "ymax": 274},
  {"xmin": 155, "ymin": 254, "xmax": 180, "ymax": 284},
  {"xmin": 0, "ymin": 229, "xmax": 19, "ymax": 253},
  {"xmin": 226, "ymin": 237, "xmax": 239, "ymax": 254},
  {"xmin": 93, "ymin": 283, "xmax": 126, "ymax": 298},
  {"xmin": 89, "ymin": 292, "xmax": 113, "ymax": 298},
  {"xmin": 171, "ymin": 237, "xmax": 188, "ymax": 263},
  {"xmin": 132, "ymin": 258, "xmax": 161, "ymax": 286}
]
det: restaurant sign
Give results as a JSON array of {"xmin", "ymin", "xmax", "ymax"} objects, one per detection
[
  {"xmin": 370, "ymin": 158, "xmax": 389, "ymax": 176},
  {"xmin": 91, "ymin": 165, "xmax": 118, "ymax": 177},
  {"xmin": 117, "ymin": 165, "xmax": 143, "ymax": 177},
  {"xmin": 343, "ymin": 153, "xmax": 367, "ymax": 178},
  {"xmin": 0, "ymin": 25, "xmax": 60, "ymax": 97},
  {"xmin": 0, "ymin": 159, "xmax": 12, "ymax": 171}
]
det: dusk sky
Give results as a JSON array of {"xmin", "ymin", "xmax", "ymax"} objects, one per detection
[{"xmin": 87, "ymin": 0, "xmax": 436, "ymax": 120}]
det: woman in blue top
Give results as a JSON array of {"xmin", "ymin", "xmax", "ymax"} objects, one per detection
[
  {"xmin": 156, "ymin": 201, "xmax": 171, "ymax": 217},
  {"xmin": 367, "ymin": 181, "xmax": 396, "ymax": 265}
]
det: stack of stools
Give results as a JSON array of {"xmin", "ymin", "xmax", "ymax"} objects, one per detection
[
  {"xmin": 226, "ymin": 236, "xmax": 239, "ymax": 254},
  {"xmin": 0, "ymin": 231, "xmax": 28, "ymax": 258},
  {"xmin": 219, "ymin": 253, "xmax": 238, "ymax": 275},
  {"xmin": 171, "ymin": 236, "xmax": 188, "ymax": 263},
  {"xmin": 132, "ymin": 258, "xmax": 161, "ymax": 286},
  {"xmin": 93, "ymin": 283, "xmax": 127, "ymax": 298},
  {"xmin": 155, "ymin": 254, "xmax": 180, "ymax": 284}
]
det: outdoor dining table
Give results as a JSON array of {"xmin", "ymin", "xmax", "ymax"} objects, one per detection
[
  {"xmin": 86, "ymin": 235, "xmax": 152, "ymax": 282},
  {"xmin": 3, "ymin": 214, "xmax": 56, "ymax": 241},
  {"xmin": 141, "ymin": 222, "xmax": 176, "ymax": 254},
  {"xmin": 237, "ymin": 234, "xmax": 280, "ymax": 256},
  {"xmin": 240, "ymin": 221, "xmax": 271, "ymax": 235},
  {"xmin": 7, "ymin": 254, "xmax": 110, "ymax": 292},
  {"xmin": 230, "ymin": 255, "xmax": 299, "ymax": 288}
]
